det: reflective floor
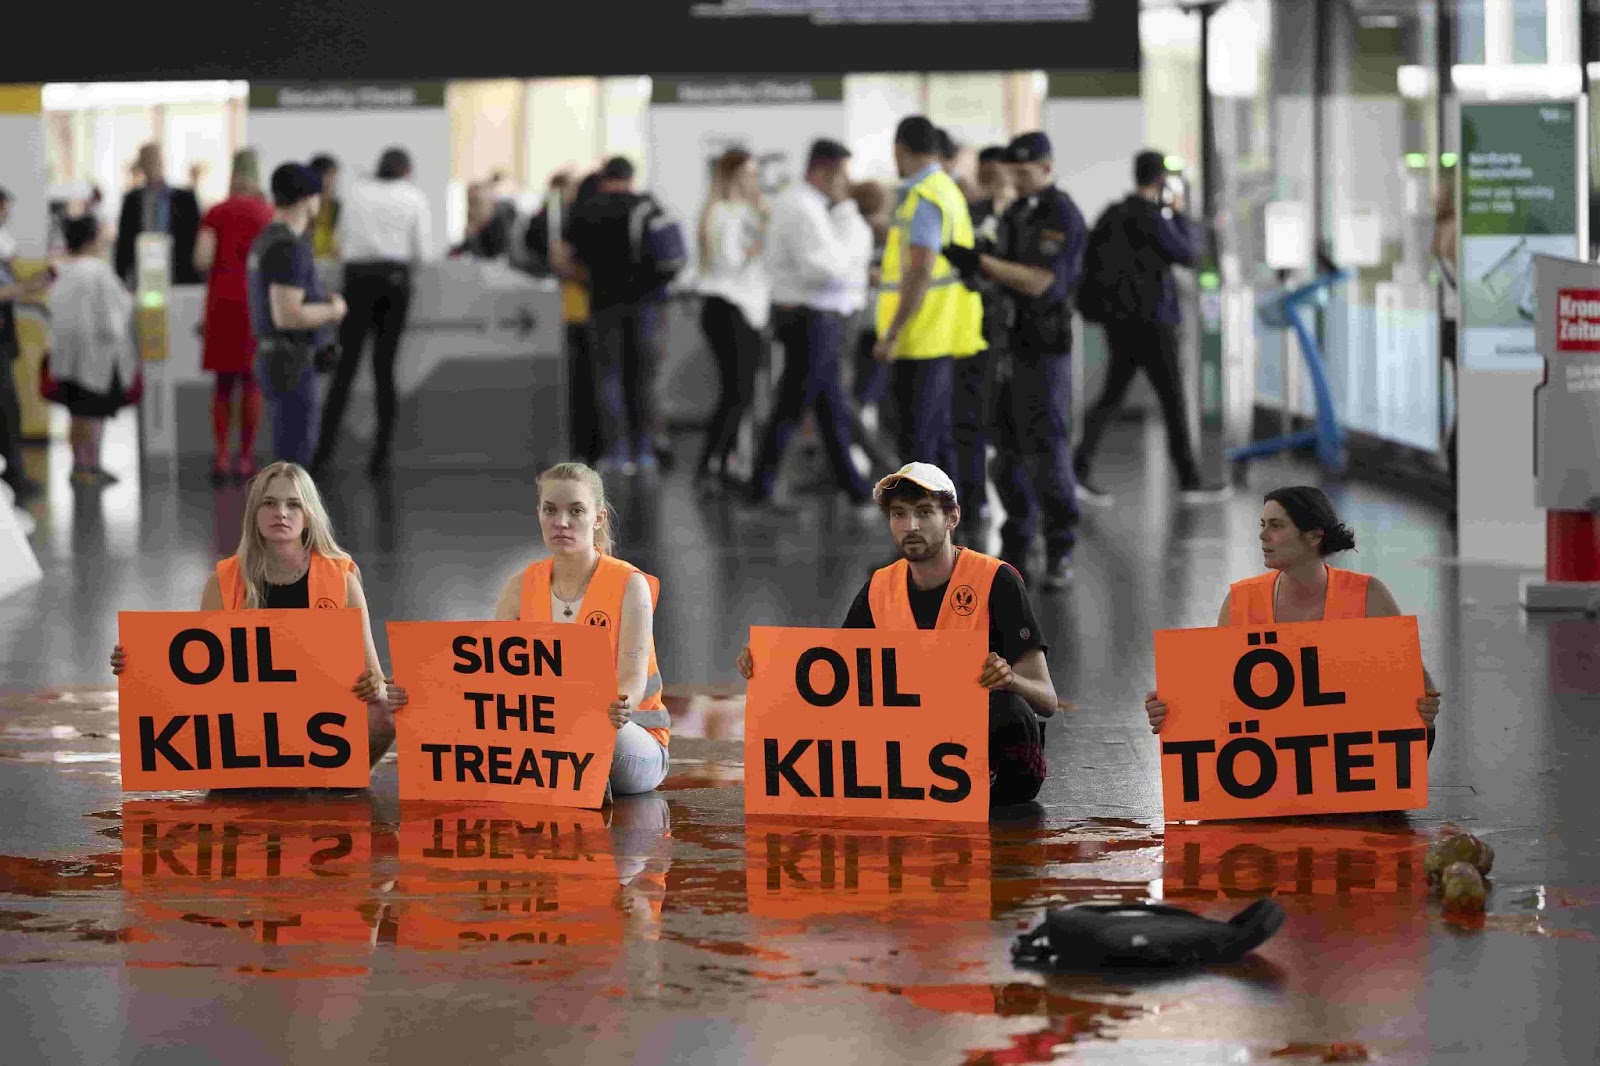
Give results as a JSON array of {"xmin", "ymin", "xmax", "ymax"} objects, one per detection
[{"xmin": 1, "ymin": 414, "xmax": 1597, "ymax": 1065}]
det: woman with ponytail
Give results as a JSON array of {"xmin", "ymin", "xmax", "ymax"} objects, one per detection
[
  {"xmin": 1143, "ymin": 486, "xmax": 1441, "ymax": 744},
  {"xmin": 694, "ymin": 148, "xmax": 770, "ymax": 489},
  {"xmin": 390, "ymin": 462, "xmax": 671, "ymax": 796},
  {"xmin": 109, "ymin": 461, "xmax": 396, "ymax": 765}
]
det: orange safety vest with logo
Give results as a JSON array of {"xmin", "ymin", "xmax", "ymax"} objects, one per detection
[
  {"xmin": 867, "ymin": 547, "xmax": 1004, "ymax": 631},
  {"xmin": 519, "ymin": 554, "xmax": 669, "ymax": 748},
  {"xmin": 215, "ymin": 552, "xmax": 354, "ymax": 610},
  {"xmin": 1226, "ymin": 566, "xmax": 1370, "ymax": 625}
]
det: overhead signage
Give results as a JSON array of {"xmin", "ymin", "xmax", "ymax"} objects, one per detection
[
  {"xmin": 116, "ymin": 610, "xmax": 370, "ymax": 791},
  {"xmin": 743, "ymin": 627, "xmax": 990, "ymax": 822},
  {"xmin": 386, "ymin": 622, "xmax": 617, "ymax": 809},
  {"xmin": 1152, "ymin": 617, "xmax": 1430, "ymax": 821},
  {"xmin": 249, "ymin": 83, "xmax": 447, "ymax": 110}
]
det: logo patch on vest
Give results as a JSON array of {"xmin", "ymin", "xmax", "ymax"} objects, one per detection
[
  {"xmin": 584, "ymin": 610, "xmax": 611, "ymax": 628},
  {"xmin": 314, "ymin": 597, "xmax": 339, "ymax": 609},
  {"xmin": 950, "ymin": 584, "xmax": 978, "ymax": 616}
]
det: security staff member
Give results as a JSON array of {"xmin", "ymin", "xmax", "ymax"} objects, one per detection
[
  {"xmin": 944, "ymin": 132, "xmax": 1086, "ymax": 591},
  {"xmin": 950, "ymin": 146, "xmax": 1014, "ymax": 537},
  {"xmin": 736, "ymin": 462, "xmax": 1056, "ymax": 808},
  {"xmin": 873, "ymin": 116, "xmax": 985, "ymax": 481}
]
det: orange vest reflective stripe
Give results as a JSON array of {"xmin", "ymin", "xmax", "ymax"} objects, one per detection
[
  {"xmin": 215, "ymin": 552, "xmax": 354, "ymax": 610},
  {"xmin": 519, "ymin": 554, "xmax": 669, "ymax": 748},
  {"xmin": 1227, "ymin": 566, "xmax": 1370, "ymax": 625},
  {"xmin": 867, "ymin": 548, "xmax": 1003, "ymax": 630}
]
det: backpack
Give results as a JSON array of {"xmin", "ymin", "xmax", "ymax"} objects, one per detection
[
  {"xmin": 627, "ymin": 194, "xmax": 687, "ymax": 296},
  {"xmin": 1076, "ymin": 198, "xmax": 1166, "ymax": 324}
]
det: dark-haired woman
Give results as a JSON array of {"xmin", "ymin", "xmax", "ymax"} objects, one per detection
[{"xmin": 1144, "ymin": 486, "xmax": 1440, "ymax": 740}]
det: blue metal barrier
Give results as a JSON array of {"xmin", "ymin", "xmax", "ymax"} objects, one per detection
[{"xmin": 1228, "ymin": 269, "xmax": 1352, "ymax": 475}]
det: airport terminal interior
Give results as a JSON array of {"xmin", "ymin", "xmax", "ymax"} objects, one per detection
[{"xmin": 2, "ymin": 1, "xmax": 1599, "ymax": 1063}]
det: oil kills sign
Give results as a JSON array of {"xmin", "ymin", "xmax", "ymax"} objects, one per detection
[{"xmin": 1152, "ymin": 616, "xmax": 1430, "ymax": 821}]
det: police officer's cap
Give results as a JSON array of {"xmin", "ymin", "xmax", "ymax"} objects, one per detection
[{"xmin": 1005, "ymin": 132, "xmax": 1053, "ymax": 165}]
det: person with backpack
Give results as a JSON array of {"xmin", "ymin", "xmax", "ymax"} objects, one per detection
[
  {"xmin": 247, "ymin": 163, "xmax": 347, "ymax": 468},
  {"xmin": 1073, "ymin": 150, "xmax": 1223, "ymax": 505},
  {"xmin": 943, "ymin": 132, "xmax": 1086, "ymax": 590},
  {"xmin": 557, "ymin": 156, "xmax": 686, "ymax": 475}
]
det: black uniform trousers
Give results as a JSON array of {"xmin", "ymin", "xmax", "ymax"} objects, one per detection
[
  {"xmin": 317, "ymin": 262, "xmax": 413, "ymax": 468},
  {"xmin": 591, "ymin": 300, "xmax": 663, "ymax": 462},
  {"xmin": 992, "ymin": 350, "xmax": 1081, "ymax": 565},
  {"xmin": 890, "ymin": 356, "xmax": 957, "ymax": 477},
  {"xmin": 952, "ymin": 349, "xmax": 1000, "ymax": 519},
  {"xmin": 1076, "ymin": 319, "xmax": 1202, "ymax": 488},
  {"xmin": 566, "ymin": 321, "xmax": 601, "ymax": 464}
]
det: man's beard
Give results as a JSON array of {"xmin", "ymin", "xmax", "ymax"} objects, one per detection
[{"xmin": 899, "ymin": 531, "xmax": 944, "ymax": 562}]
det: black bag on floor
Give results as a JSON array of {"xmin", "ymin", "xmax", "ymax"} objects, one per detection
[{"xmin": 1011, "ymin": 899, "xmax": 1285, "ymax": 970}]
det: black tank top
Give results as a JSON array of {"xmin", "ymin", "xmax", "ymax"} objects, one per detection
[{"xmin": 262, "ymin": 571, "xmax": 310, "ymax": 609}]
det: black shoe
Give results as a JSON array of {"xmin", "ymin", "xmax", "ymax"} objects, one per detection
[{"xmin": 366, "ymin": 456, "xmax": 391, "ymax": 479}]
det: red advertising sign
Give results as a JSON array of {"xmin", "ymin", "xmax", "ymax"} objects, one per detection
[{"xmin": 1556, "ymin": 288, "xmax": 1600, "ymax": 353}]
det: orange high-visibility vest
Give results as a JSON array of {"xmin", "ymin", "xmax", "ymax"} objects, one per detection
[
  {"xmin": 1227, "ymin": 565, "xmax": 1370, "ymax": 625},
  {"xmin": 867, "ymin": 547, "xmax": 1004, "ymax": 631},
  {"xmin": 215, "ymin": 552, "xmax": 354, "ymax": 610},
  {"xmin": 519, "ymin": 554, "xmax": 669, "ymax": 748}
]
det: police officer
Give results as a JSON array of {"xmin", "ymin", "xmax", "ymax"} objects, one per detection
[
  {"xmin": 943, "ymin": 132, "xmax": 1086, "ymax": 590},
  {"xmin": 949, "ymin": 147, "xmax": 1013, "ymax": 540}
]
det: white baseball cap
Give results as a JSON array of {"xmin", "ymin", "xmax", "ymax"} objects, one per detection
[{"xmin": 872, "ymin": 462, "xmax": 958, "ymax": 505}]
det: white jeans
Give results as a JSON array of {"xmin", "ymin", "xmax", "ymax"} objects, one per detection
[{"xmin": 610, "ymin": 720, "xmax": 669, "ymax": 795}]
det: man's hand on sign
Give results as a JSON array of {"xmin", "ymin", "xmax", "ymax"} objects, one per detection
[
  {"xmin": 1418, "ymin": 689, "xmax": 1440, "ymax": 726},
  {"xmin": 109, "ymin": 645, "xmax": 126, "ymax": 676},
  {"xmin": 385, "ymin": 678, "xmax": 408, "ymax": 709},
  {"xmin": 352, "ymin": 670, "xmax": 387, "ymax": 705},
  {"xmin": 608, "ymin": 694, "xmax": 632, "ymax": 729},
  {"xmin": 736, "ymin": 645, "xmax": 754, "ymax": 681},
  {"xmin": 1144, "ymin": 691, "xmax": 1168, "ymax": 734},
  {"xmin": 978, "ymin": 652, "xmax": 1014, "ymax": 691}
]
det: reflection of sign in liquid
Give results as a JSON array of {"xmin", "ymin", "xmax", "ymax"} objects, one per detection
[
  {"xmin": 1153, "ymin": 617, "xmax": 1428, "ymax": 821},
  {"xmin": 396, "ymin": 805, "xmax": 622, "ymax": 951},
  {"xmin": 745, "ymin": 823, "xmax": 992, "ymax": 924},
  {"xmin": 121, "ymin": 801, "xmax": 377, "ymax": 973},
  {"xmin": 1163, "ymin": 824, "xmax": 1426, "ymax": 901}
]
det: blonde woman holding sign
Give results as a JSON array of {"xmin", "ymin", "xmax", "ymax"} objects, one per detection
[
  {"xmin": 110, "ymin": 460, "xmax": 396, "ymax": 765},
  {"xmin": 390, "ymin": 462, "xmax": 671, "ymax": 796},
  {"xmin": 1143, "ymin": 486, "xmax": 1440, "ymax": 746}
]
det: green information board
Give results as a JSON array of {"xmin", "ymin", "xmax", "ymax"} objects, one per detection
[{"xmin": 1458, "ymin": 101, "xmax": 1584, "ymax": 371}]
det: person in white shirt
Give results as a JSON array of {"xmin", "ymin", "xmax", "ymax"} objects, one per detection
[
  {"xmin": 694, "ymin": 148, "xmax": 770, "ymax": 490},
  {"xmin": 313, "ymin": 147, "xmax": 432, "ymax": 479},
  {"xmin": 746, "ymin": 139, "xmax": 873, "ymax": 505},
  {"xmin": 47, "ymin": 216, "xmax": 138, "ymax": 487}
]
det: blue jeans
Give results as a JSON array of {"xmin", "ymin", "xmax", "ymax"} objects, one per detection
[
  {"xmin": 993, "ymin": 352, "xmax": 1080, "ymax": 563},
  {"xmin": 591, "ymin": 301, "xmax": 662, "ymax": 461},
  {"xmin": 611, "ymin": 720, "xmax": 669, "ymax": 795},
  {"xmin": 255, "ymin": 349, "xmax": 319, "ymax": 467}
]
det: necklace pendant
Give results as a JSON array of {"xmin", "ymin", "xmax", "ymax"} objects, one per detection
[{"xmin": 563, "ymin": 605, "xmax": 573, "ymax": 617}]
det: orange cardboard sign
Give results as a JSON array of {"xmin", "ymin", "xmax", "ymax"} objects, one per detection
[
  {"xmin": 388, "ymin": 622, "xmax": 618, "ymax": 808},
  {"xmin": 1162, "ymin": 822, "xmax": 1428, "ymax": 901},
  {"xmin": 745, "ymin": 819, "xmax": 992, "ymax": 925},
  {"xmin": 1153, "ymin": 617, "xmax": 1429, "ymax": 821},
  {"xmin": 744, "ymin": 627, "xmax": 990, "ymax": 822},
  {"xmin": 117, "ymin": 610, "xmax": 370, "ymax": 790},
  {"xmin": 395, "ymin": 802, "xmax": 623, "ymax": 950}
]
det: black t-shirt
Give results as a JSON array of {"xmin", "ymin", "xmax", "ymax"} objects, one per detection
[
  {"xmin": 248, "ymin": 223, "xmax": 332, "ymax": 348},
  {"xmin": 561, "ymin": 192, "xmax": 644, "ymax": 311},
  {"xmin": 842, "ymin": 555, "xmax": 1046, "ymax": 665},
  {"xmin": 262, "ymin": 572, "xmax": 310, "ymax": 609}
]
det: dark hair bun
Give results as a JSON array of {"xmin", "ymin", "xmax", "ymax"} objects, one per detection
[{"xmin": 1320, "ymin": 523, "xmax": 1357, "ymax": 555}]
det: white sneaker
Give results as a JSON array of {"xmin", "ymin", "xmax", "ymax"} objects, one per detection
[
  {"xmin": 1076, "ymin": 481, "xmax": 1114, "ymax": 507},
  {"xmin": 13, "ymin": 507, "xmax": 36, "ymax": 537}
]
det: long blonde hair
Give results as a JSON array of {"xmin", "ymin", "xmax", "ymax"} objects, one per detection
[
  {"xmin": 236, "ymin": 461, "xmax": 351, "ymax": 608},
  {"xmin": 698, "ymin": 148, "xmax": 754, "ymax": 268},
  {"xmin": 536, "ymin": 462, "xmax": 615, "ymax": 555}
]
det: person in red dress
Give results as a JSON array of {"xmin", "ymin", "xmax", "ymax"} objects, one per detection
[{"xmin": 195, "ymin": 149, "xmax": 275, "ymax": 484}]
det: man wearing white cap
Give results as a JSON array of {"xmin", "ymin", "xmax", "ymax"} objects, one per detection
[{"xmin": 738, "ymin": 461, "xmax": 1056, "ymax": 806}]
